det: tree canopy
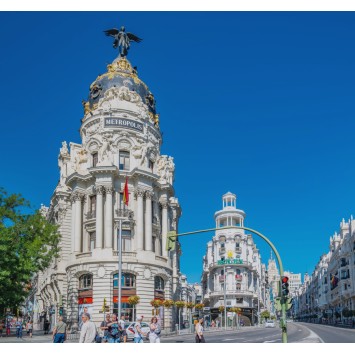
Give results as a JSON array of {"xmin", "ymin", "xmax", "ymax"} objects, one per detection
[{"xmin": 0, "ymin": 187, "xmax": 60, "ymax": 311}]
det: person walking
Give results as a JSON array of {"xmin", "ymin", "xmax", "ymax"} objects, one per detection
[
  {"xmin": 5, "ymin": 318, "xmax": 11, "ymax": 337},
  {"xmin": 26, "ymin": 320, "xmax": 33, "ymax": 338},
  {"xmin": 44, "ymin": 319, "xmax": 50, "ymax": 335},
  {"xmin": 79, "ymin": 313, "xmax": 96, "ymax": 343},
  {"xmin": 149, "ymin": 316, "xmax": 161, "ymax": 343},
  {"xmin": 52, "ymin": 316, "xmax": 67, "ymax": 343},
  {"xmin": 133, "ymin": 316, "xmax": 147, "ymax": 343},
  {"xmin": 118, "ymin": 315, "xmax": 127, "ymax": 343},
  {"xmin": 106, "ymin": 313, "xmax": 120, "ymax": 343},
  {"xmin": 0, "ymin": 320, "xmax": 4, "ymax": 337},
  {"xmin": 15, "ymin": 318, "xmax": 23, "ymax": 339},
  {"xmin": 100, "ymin": 313, "xmax": 111, "ymax": 342},
  {"xmin": 195, "ymin": 317, "xmax": 205, "ymax": 343}
]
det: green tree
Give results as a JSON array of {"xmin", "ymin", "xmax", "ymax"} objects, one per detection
[
  {"xmin": 260, "ymin": 310, "xmax": 270, "ymax": 320},
  {"xmin": 0, "ymin": 187, "xmax": 60, "ymax": 310}
]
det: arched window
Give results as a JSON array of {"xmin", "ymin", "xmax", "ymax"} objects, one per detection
[
  {"xmin": 113, "ymin": 273, "xmax": 136, "ymax": 288},
  {"xmin": 154, "ymin": 276, "xmax": 165, "ymax": 291},
  {"xmin": 79, "ymin": 274, "xmax": 93, "ymax": 290}
]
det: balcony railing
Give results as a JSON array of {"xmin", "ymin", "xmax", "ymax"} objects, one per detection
[
  {"xmin": 115, "ymin": 208, "xmax": 134, "ymax": 219},
  {"xmin": 209, "ymin": 290, "xmax": 254, "ymax": 297},
  {"xmin": 235, "ymin": 275, "xmax": 243, "ymax": 281},
  {"xmin": 85, "ymin": 210, "xmax": 96, "ymax": 219}
]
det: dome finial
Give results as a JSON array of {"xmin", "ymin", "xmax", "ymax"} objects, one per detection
[{"xmin": 104, "ymin": 25, "xmax": 142, "ymax": 57}]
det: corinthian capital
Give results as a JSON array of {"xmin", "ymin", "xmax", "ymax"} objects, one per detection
[
  {"xmin": 134, "ymin": 188, "xmax": 145, "ymax": 199},
  {"xmin": 71, "ymin": 190, "xmax": 85, "ymax": 202},
  {"xmin": 160, "ymin": 200, "xmax": 169, "ymax": 209},
  {"xmin": 96, "ymin": 185, "xmax": 105, "ymax": 195},
  {"xmin": 105, "ymin": 186, "xmax": 114, "ymax": 195},
  {"xmin": 145, "ymin": 190, "xmax": 154, "ymax": 200}
]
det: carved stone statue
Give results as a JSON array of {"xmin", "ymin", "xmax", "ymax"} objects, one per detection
[
  {"xmin": 75, "ymin": 149, "xmax": 88, "ymax": 173},
  {"xmin": 60, "ymin": 141, "xmax": 69, "ymax": 157},
  {"xmin": 98, "ymin": 136, "xmax": 113, "ymax": 165},
  {"xmin": 156, "ymin": 155, "xmax": 175, "ymax": 184},
  {"xmin": 104, "ymin": 26, "xmax": 142, "ymax": 57}
]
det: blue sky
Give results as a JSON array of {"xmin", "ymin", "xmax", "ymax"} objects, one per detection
[{"xmin": 0, "ymin": 12, "xmax": 354, "ymax": 283}]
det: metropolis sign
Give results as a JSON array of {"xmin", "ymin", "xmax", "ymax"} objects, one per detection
[
  {"xmin": 104, "ymin": 117, "xmax": 143, "ymax": 132},
  {"xmin": 217, "ymin": 258, "xmax": 243, "ymax": 265}
]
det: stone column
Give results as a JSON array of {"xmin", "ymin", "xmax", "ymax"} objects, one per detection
[
  {"xmin": 161, "ymin": 200, "xmax": 168, "ymax": 257},
  {"xmin": 144, "ymin": 191, "xmax": 153, "ymax": 251},
  {"xmin": 104, "ymin": 186, "xmax": 114, "ymax": 249},
  {"xmin": 135, "ymin": 189, "xmax": 144, "ymax": 251},
  {"xmin": 70, "ymin": 197, "xmax": 76, "ymax": 254},
  {"xmin": 72, "ymin": 191, "xmax": 84, "ymax": 253},
  {"xmin": 96, "ymin": 185, "xmax": 105, "ymax": 249}
]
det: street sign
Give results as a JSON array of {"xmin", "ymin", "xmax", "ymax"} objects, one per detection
[{"xmin": 203, "ymin": 307, "xmax": 210, "ymax": 311}]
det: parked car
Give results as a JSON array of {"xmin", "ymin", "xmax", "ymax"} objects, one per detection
[
  {"xmin": 125, "ymin": 321, "xmax": 150, "ymax": 340},
  {"xmin": 265, "ymin": 320, "xmax": 276, "ymax": 328}
]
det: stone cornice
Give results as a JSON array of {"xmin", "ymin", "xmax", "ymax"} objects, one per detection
[
  {"xmin": 66, "ymin": 172, "xmax": 93, "ymax": 186},
  {"xmin": 88, "ymin": 166, "xmax": 118, "ymax": 176}
]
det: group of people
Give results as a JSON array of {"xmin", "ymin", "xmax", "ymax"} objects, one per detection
[
  {"xmin": 51, "ymin": 313, "xmax": 162, "ymax": 343},
  {"xmin": 0, "ymin": 318, "xmax": 33, "ymax": 338}
]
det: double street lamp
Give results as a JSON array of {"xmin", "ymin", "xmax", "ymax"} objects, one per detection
[{"xmin": 223, "ymin": 266, "xmax": 231, "ymax": 330}]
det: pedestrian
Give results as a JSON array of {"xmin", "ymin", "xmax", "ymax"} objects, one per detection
[
  {"xmin": 133, "ymin": 316, "xmax": 147, "ymax": 343},
  {"xmin": 149, "ymin": 316, "xmax": 161, "ymax": 343},
  {"xmin": 79, "ymin": 313, "xmax": 96, "ymax": 343},
  {"xmin": 26, "ymin": 320, "xmax": 33, "ymax": 338},
  {"xmin": 0, "ymin": 320, "xmax": 3, "ymax": 337},
  {"xmin": 195, "ymin": 317, "xmax": 205, "ymax": 343},
  {"xmin": 44, "ymin": 319, "xmax": 50, "ymax": 335},
  {"xmin": 6, "ymin": 318, "xmax": 11, "ymax": 337},
  {"xmin": 15, "ymin": 318, "xmax": 23, "ymax": 339},
  {"xmin": 100, "ymin": 313, "xmax": 111, "ymax": 342},
  {"xmin": 106, "ymin": 313, "xmax": 120, "ymax": 343},
  {"xmin": 118, "ymin": 315, "xmax": 127, "ymax": 343},
  {"xmin": 52, "ymin": 316, "xmax": 67, "ymax": 343}
]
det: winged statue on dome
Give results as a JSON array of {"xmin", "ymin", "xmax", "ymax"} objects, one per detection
[{"xmin": 104, "ymin": 26, "xmax": 142, "ymax": 57}]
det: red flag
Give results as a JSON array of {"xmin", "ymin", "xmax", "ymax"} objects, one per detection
[{"xmin": 123, "ymin": 177, "xmax": 129, "ymax": 206}]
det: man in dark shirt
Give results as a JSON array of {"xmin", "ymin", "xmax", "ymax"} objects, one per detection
[{"xmin": 100, "ymin": 314, "xmax": 111, "ymax": 342}]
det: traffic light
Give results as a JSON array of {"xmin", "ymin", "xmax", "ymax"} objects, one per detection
[
  {"xmin": 286, "ymin": 297, "xmax": 293, "ymax": 311},
  {"xmin": 281, "ymin": 276, "xmax": 289, "ymax": 297},
  {"xmin": 166, "ymin": 231, "xmax": 177, "ymax": 251}
]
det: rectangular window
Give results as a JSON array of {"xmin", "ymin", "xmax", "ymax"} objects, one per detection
[
  {"xmin": 119, "ymin": 151, "xmax": 130, "ymax": 171},
  {"xmin": 92, "ymin": 153, "xmax": 98, "ymax": 167},
  {"xmin": 90, "ymin": 195, "xmax": 96, "ymax": 212},
  {"xmin": 236, "ymin": 298, "xmax": 243, "ymax": 304},
  {"xmin": 89, "ymin": 231, "xmax": 96, "ymax": 251},
  {"xmin": 152, "ymin": 236, "xmax": 156, "ymax": 252}
]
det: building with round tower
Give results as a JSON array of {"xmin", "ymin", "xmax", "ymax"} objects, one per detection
[
  {"xmin": 201, "ymin": 192, "xmax": 269, "ymax": 326},
  {"xmin": 33, "ymin": 28, "xmax": 182, "ymax": 331}
]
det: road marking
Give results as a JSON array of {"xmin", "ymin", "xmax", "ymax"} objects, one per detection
[
  {"xmin": 294, "ymin": 323, "xmax": 325, "ymax": 343},
  {"xmin": 264, "ymin": 340, "xmax": 278, "ymax": 343},
  {"xmin": 222, "ymin": 338, "xmax": 245, "ymax": 341}
]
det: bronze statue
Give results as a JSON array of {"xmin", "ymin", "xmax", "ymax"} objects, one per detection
[{"xmin": 104, "ymin": 26, "xmax": 142, "ymax": 57}]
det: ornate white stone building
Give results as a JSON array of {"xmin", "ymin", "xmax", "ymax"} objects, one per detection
[
  {"xmin": 32, "ymin": 48, "xmax": 182, "ymax": 330},
  {"xmin": 294, "ymin": 217, "xmax": 355, "ymax": 323},
  {"xmin": 201, "ymin": 192, "xmax": 269, "ymax": 326}
]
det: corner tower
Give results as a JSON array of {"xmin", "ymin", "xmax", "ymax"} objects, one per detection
[{"xmin": 35, "ymin": 27, "xmax": 182, "ymax": 331}]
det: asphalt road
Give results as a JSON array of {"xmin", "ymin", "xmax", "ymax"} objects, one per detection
[
  {"xmin": 296, "ymin": 322, "xmax": 355, "ymax": 343},
  {"xmin": 1, "ymin": 322, "xmax": 354, "ymax": 343},
  {"xmin": 161, "ymin": 322, "xmax": 318, "ymax": 343}
]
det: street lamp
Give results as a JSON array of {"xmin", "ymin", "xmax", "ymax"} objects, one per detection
[{"xmin": 223, "ymin": 266, "xmax": 231, "ymax": 330}]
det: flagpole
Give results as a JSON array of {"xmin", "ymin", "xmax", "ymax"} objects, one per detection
[{"xmin": 118, "ymin": 218, "xmax": 122, "ymax": 319}]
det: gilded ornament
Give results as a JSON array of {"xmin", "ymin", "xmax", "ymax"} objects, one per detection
[
  {"xmin": 154, "ymin": 114, "xmax": 160, "ymax": 127},
  {"xmin": 82, "ymin": 100, "xmax": 91, "ymax": 115}
]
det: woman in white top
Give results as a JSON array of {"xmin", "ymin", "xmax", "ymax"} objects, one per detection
[
  {"xmin": 149, "ymin": 317, "xmax": 161, "ymax": 343},
  {"xmin": 195, "ymin": 317, "xmax": 205, "ymax": 343}
]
